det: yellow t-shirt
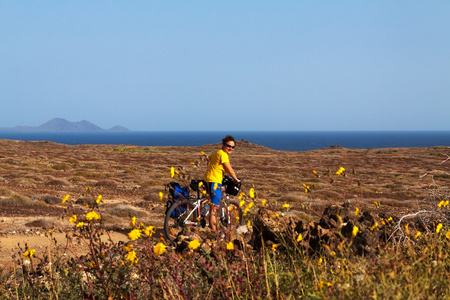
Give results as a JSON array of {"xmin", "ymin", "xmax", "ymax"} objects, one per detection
[{"xmin": 204, "ymin": 149, "xmax": 229, "ymax": 183}]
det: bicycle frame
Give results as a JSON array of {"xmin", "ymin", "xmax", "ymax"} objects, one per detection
[
  {"xmin": 179, "ymin": 195, "xmax": 232, "ymax": 227},
  {"xmin": 179, "ymin": 196, "xmax": 208, "ymax": 226},
  {"xmin": 163, "ymin": 179, "xmax": 243, "ymax": 243}
]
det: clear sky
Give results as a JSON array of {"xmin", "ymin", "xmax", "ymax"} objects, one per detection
[{"xmin": 1, "ymin": 1, "xmax": 449, "ymax": 131}]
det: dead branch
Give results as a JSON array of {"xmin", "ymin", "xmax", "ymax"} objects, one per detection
[{"xmin": 389, "ymin": 210, "xmax": 432, "ymax": 246}]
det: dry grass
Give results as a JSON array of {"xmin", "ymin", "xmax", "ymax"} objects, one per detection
[
  {"xmin": 45, "ymin": 178, "xmax": 72, "ymax": 186},
  {"xmin": 103, "ymin": 203, "xmax": 149, "ymax": 218},
  {"xmin": 95, "ymin": 180, "xmax": 118, "ymax": 188},
  {"xmin": 0, "ymin": 195, "xmax": 36, "ymax": 207},
  {"xmin": 24, "ymin": 218, "xmax": 56, "ymax": 229},
  {"xmin": 0, "ymin": 141, "xmax": 449, "ymax": 298}
]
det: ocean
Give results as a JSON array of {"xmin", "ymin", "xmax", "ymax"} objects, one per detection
[{"xmin": 0, "ymin": 131, "xmax": 449, "ymax": 152}]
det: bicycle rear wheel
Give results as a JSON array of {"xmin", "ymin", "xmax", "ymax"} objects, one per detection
[{"xmin": 163, "ymin": 201, "xmax": 197, "ymax": 243}]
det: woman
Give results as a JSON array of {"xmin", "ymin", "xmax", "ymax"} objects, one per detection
[{"xmin": 204, "ymin": 135, "xmax": 239, "ymax": 233}]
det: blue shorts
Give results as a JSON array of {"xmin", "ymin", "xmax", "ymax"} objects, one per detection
[{"xmin": 207, "ymin": 182, "xmax": 222, "ymax": 206}]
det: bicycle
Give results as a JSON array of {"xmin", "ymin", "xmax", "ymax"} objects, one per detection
[{"xmin": 163, "ymin": 178, "xmax": 243, "ymax": 243}]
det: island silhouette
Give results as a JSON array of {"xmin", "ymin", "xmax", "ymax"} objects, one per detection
[{"xmin": 0, "ymin": 118, "xmax": 129, "ymax": 132}]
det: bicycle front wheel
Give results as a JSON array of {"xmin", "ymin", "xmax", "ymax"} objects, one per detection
[
  {"xmin": 220, "ymin": 200, "xmax": 243, "ymax": 229},
  {"xmin": 163, "ymin": 201, "xmax": 197, "ymax": 243}
]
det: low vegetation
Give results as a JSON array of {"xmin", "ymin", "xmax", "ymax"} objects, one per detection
[
  {"xmin": 0, "ymin": 140, "xmax": 448, "ymax": 298},
  {"xmin": 1, "ymin": 177, "xmax": 450, "ymax": 299}
]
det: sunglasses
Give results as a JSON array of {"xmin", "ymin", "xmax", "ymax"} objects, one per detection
[{"xmin": 225, "ymin": 144, "xmax": 235, "ymax": 149}]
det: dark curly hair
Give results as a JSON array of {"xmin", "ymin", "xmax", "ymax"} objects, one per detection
[{"xmin": 222, "ymin": 135, "xmax": 236, "ymax": 145}]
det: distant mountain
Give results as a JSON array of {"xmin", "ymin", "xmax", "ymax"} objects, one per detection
[{"xmin": 0, "ymin": 118, "xmax": 130, "ymax": 132}]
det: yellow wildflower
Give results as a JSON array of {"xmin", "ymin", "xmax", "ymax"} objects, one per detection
[
  {"xmin": 370, "ymin": 223, "xmax": 378, "ymax": 231},
  {"xmin": 86, "ymin": 211, "xmax": 101, "ymax": 221},
  {"xmin": 296, "ymin": 233, "xmax": 303, "ymax": 242},
  {"xmin": 198, "ymin": 181, "xmax": 203, "ymax": 188},
  {"xmin": 76, "ymin": 222, "xmax": 84, "ymax": 228},
  {"xmin": 312, "ymin": 170, "xmax": 317, "ymax": 175},
  {"xmin": 23, "ymin": 248, "xmax": 36, "ymax": 258},
  {"xmin": 130, "ymin": 216, "xmax": 136, "ymax": 229},
  {"xmin": 124, "ymin": 244, "xmax": 134, "ymax": 252},
  {"xmin": 446, "ymin": 231, "xmax": 450, "ymax": 240},
  {"xmin": 69, "ymin": 215, "xmax": 77, "ymax": 223},
  {"xmin": 249, "ymin": 188, "xmax": 255, "ymax": 199},
  {"xmin": 243, "ymin": 207, "xmax": 250, "ymax": 216},
  {"xmin": 282, "ymin": 203, "xmax": 290, "ymax": 210},
  {"xmin": 200, "ymin": 151, "xmax": 205, "ymax": 155},
  {"xmin": 239, "ymin": 200, "xmax": 245, "ymax": 207},
  {"xmin": 405, "ymin": 224, "xmax": 410, "ymax": 235},
  {"xmin": 438, "ymin": 200, "xmax": 445, "ymax": 209},
  {"xmin": 336, "ymin": 167, "xmax": 345, "ymax": 175},
  {"xmin": 238, "ymin": 193, "xmax": 245, "ymax": 200},
  {"xmin": 318, "ymin": 281, "xmax": 333, "ymax": 288},
  {"xmin": 414, "ymin": 232, "xmax": 421, "ymax": 240},
  {"xmin": 226, "ymin": 241, "xmax": 234, "ymax": 250},
  {"xmin": 274, "ymin": 213, "xmax": 279, "ymax": 219},
  {"xmin": 126, "ymin": 250, "xmax": 138, "ymax": 265},
  {"xmin": 96, "ymin": 195, "xmax": 102, "ymax": 204},
  {"xmin": 444, "ymin": 200, "xmax": 449, "ymax": 207},
  {"xmin": 271, "ymin": 244, "xmax": 277, "ymax": 251},
  {"xmin": 128, "ymin": 229, "xmax": 141, "ymax": 241},
  {"xmin": 170, "ymin": 167, "xmax": 175, "ymax": 178},
  {"xmin": 317, "ymin": 257, "xmax": 323, "ymax": 265},
  {"xmin": 352, "ymin": 225, "xmax": 359, "ymax": 237},
  {"xmin": 248, "ymin": 202, "xmax": 255, "ymax": 209},
  {"xmin": 61, "ymin": 194, "xmax": 70, "ymax": 204},
  {"xmin": 303, "ymin": 183, "xmax": 310, "ymax": 194},
  {"xmin": 143, "ymin": 226, "xmax": 155, "ymax": 237},
  {"xmin": 261, "ymin": 199, "xmax": 266, "ymax": 207},
  {"xmin": 23, "ymin": 248, "xmax": 35, "ymax": 258},
  {"xmin": 188, "ymin": 240, "xmax": 201, "ymax": 250},
  {"xmin": 247, "ymin": 220, "xmax": 252, "ymax": 227},
  {"xmin": 436, "ymin": 223, "xmax": 443, "ymax": 234},
  {"xmin": 355, "ymin": 207, "xmax": 359, "ymax": 217},
  {"xmin": 153, "ymin": 242, "xmax": 166, "ymax": 256},
  {"xmin": 159, "ymin": 192, "xmax": 164, "ymax": 202}
]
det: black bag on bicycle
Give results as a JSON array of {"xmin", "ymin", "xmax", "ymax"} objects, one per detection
[
  {"xmin": 222, "ymin": 176, "xmax": 241, "ymax": 196},
  {"xmin": 165, "ymin": 182, "xmax": 189, "ymax": 218}
]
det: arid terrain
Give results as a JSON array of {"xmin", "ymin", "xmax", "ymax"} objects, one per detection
[{"xmin": 0, "ymin": 138, "xmax": 449, "ymax": 266}]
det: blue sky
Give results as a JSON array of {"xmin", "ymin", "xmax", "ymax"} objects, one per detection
[{"xmin": 1, "ymin": 1, "xmax": 449, "ymax": 131}]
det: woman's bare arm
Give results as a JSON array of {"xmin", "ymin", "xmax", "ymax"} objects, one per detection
[{"xmin": 223, "ymin": 162, "xmax": 239, "ymax": 182}]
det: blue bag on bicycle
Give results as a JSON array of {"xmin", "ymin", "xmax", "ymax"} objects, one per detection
[{"xmin": 165, "ymin": 182, "xmax": 189, "ymax": 218}]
